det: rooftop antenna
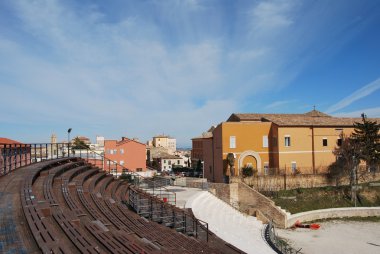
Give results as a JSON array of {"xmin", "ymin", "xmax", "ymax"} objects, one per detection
[{"xmin": 313, "ymin": 105, "xmax": 316, "ymax": 111}]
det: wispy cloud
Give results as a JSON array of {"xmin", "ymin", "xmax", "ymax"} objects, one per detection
[
  {"xmin": 326, "ymin": 78, "xmax": 380, "ymax": 113},
  {"xmin": 265, "ymin": 100, "xmax": 296, "ymax": 110},
  {"xmin": 249, "ymin": 0, "xmax": 296, "ymax": 34},
  {"xmin": 1, "ymin": 0, "xmax": 379, "ymax": 145},
  {"xmin": 332, "ymin": 107, "xmax": 380, "ymax": 118}
]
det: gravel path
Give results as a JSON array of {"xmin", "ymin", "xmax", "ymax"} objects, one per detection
[{"xmin": 277, "ymin": 220, "xmax": 380, "ymax": 254}]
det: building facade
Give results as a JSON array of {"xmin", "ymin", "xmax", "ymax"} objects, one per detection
[
  {"xmin": 151, "ymin": 135, "xmax": 176, "ymax": 154},
  {"xmin": 203, "ymin": 110, "xmax": 379, "ymax": 183},
  {"xmin": 158, "ymin": 155, "xmax": 187, "ymax": 172},
  {"xmin": 103, "ymin": 137, "xmax": 146, "ymax": 176},
  {"xmin": 191, "ymin": 126, "xmax": 214, "ymax": 167}
]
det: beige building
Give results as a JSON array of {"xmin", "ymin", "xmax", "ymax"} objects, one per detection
[
  {"xmin": 151, "ymin": 135, "xmax": 176, "ymax": 154},
  {"xmin": 201, "ymin": 110, "xmax": 379, "ymax": 183}
]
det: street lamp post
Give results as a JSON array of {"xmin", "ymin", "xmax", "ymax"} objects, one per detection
[{"xmin": 67, "ymin": 128, "xmax": 72, "ymax": 157}]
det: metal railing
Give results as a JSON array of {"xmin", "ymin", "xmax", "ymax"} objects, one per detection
[
  {"xmin": 264, "ymin": 221, "xmax": 302, "ymax": 254},
  {"xmin": 127, "ymin": 184, "xmax": 209, "ymax": 242},
  {"xmin": 1, "ymin": 142, "xmax": 211, "ymax": 241},
  {"xmin": 0, "ymin": 142, "xmax": 172, "ymax": 196}
]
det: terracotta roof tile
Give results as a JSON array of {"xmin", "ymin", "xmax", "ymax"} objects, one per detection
[
  {"xmin": 0, "ymin": 137, "xmax": 22, "ymax": 144},
  {"xmin": 228, "ymin": 110, "xmax": 380, "ymax": 127}
]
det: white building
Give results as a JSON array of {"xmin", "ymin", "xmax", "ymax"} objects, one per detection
[
  {"xmin": 159, "ymin": 155, "xmax": 186, "ymax": 172},
  {"xmin": 96, "ymin": 136, "xmax": 105, "ymax": 147}
]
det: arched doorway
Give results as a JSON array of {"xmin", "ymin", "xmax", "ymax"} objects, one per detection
[
  {"xmin": 238, "ymin": 150, "xmax": 262, "ymax": 175},
  {"xmin": 242, "ymin": 156, "xmax": 257, "ymax": 169}
]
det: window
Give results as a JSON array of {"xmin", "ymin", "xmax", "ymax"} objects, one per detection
[
  {"xmin": 209, "ymin": 166, "xmax": 212, "ymax": 173},
  {"xmin": 284, "ymin": 136, "xmax": 291, "ymax": 147},
  {"xmin": 120, "ymin": 160, "xmax": 124, "ymax": 166},
  {"xmin": 264, "ymin": 162, "xmax": 269, "ymax": 175},
  {"xmin": 164, "ymin": 160, "xmax": 166, "ymax": 163},
  {"xmin": 337, "ymin": 138, "xmax": 342, "ymax": 146},
  {"xmin": 111, "ymin": 169, "xmax": 117, "ymax": 175},
  {"xmin": 122, "ymin": 169, "xmax": 127, "ymax": 174},
  {"xmin": 120, "ymin": 149, "xmax": 124, "ymax": 154},
  {"xmin": 168, "ymin": 160, "xmax": 172, "ymax": 165},
  {"xmin": 291, "ymin": 162, "xmax": 297, "ymax": 173},
  {"xmin": 177, "ymin": 160, "xmax": 180, "ymax": 164},
  {"xmin": 263, "ymin": 136, "xmax": 268, "ymax": 148},
  {"xmin": 322, "ymin": 138, "xmax": 328, "ymax": 147},
  {"xmin": 114, "ymin": 149, "xmax": 117, "ymax": 154},
  {"xmin": 164, "ymin": 166, "xmax": 166, "ymax": 169},
  {"xmin": 230, "ymin": 136, "xmax": 236, "ymax": 148}
]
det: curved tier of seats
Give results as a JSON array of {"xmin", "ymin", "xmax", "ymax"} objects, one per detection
[{"xmin": 19, "ymin": 158, "xmax": 244, "ymax": 254}]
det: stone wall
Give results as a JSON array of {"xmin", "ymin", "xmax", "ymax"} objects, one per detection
[
  {"xmin": 208, "ymin": 182, "xmax": 231, "ymax": 204},
  {"xmin": 208, "ymin": 182, "xmax": 287, "ymax": 228},
  {"xmin": 173, "ymin": 177, "xmax": 208, "ymax": 189},
  {"xmin": 236, "ymin": 172, "xmax": 380, "ymax": 191},
  {"xmin": 235, "ymin": 182, "xmax": 287, "ymax": 228}
]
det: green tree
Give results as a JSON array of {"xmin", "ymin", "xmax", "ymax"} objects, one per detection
[
  {"xmin": 351, "ymin": 113, "xmax": 380, "ymax": 172},
  {"xmin": 241, "ymin": 165, "xmax": 257, "ymax": 178},
  {"xmin": 328, "ymin": 134, "xmax": 359, "ymax": 186},
  {"xmin": 71, "ymin": 137, "xmax": 89, "ymax": 149}
]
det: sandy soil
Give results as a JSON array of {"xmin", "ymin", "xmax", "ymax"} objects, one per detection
[{"xmin": 277, "ymin": 220, "xmax": 380, "ymax": 254}]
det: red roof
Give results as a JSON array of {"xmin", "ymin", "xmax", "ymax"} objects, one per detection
[{"xmin": 0, "ymin": 137, "xmax": 22, "ymax": 144}]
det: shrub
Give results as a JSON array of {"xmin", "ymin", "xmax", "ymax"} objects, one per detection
[{"xmin": 242, "ymin": 166, "xmax": 256, "ymax": 177}]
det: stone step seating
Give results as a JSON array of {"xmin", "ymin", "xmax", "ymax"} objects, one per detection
[
  {"xmin": 42, "ymin": 160, "xmax": 102, "ymax": 253},
  {"xmin": 21, "ymin": 158, "xmax": 239, "ymax": 253},
  {"xmin": 89, "ymin": 173, "xmax": 205, "ymax": 253},
  {"xmin": 20, "ymin": 158, "xmax": 81, "ymax": 253}
]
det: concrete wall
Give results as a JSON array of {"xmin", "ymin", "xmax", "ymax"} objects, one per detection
[
  {"xmin": 286, "ymin": 207, "xmax": 380, "ymax": 228},
  {"xmin": 239, "ymin": 172, "xmax": 380, "ymax": 191}
]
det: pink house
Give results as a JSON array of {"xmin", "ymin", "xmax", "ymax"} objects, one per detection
[{"xmin": 103, "ymin": 137, "xmax": 146, "ymax": 175}]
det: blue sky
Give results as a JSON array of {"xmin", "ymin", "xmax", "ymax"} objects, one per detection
[{"xmin": 1, "ymin": 0, "xmax": 380, "ymax": 147}]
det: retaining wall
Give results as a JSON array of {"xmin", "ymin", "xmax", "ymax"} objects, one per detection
[
  {"xmin": 286, "ymin": 207, "xmax": 380, "ymax": 228},
  {"xmin": 208, "ymin": 182, "xmax": 287, "ymax": 228},
  {"xmin": 236, "ymin": 172, "xmax": 380, "ymax": 191}
]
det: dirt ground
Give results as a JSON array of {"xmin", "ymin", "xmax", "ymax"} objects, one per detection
[{"xmin": 276, "ymin": 220, "xmax": 380, "ymax": 254}]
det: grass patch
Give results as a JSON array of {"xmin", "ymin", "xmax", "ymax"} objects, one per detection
[{"xmin": 268, "ymin": 184, "xmax": 380, "ymax": 214}]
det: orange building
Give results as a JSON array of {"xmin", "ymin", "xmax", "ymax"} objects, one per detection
[
  {"xmin": 103, "ymin": 137, "xmax": 146, "ymax": 176},
  {"xmin": 202, "ymin": 110, "xmax": 379, "ymax": 183}
]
